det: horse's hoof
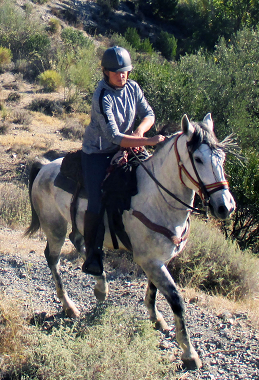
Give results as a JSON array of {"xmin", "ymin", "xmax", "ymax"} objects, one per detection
[
  {"xmin": 181, "ymin": 355, "xmax": 202, "ymax": 370},
  {"xmin": 154, "ymin": 319, "xmax": 170, "ymax": 333},
  {"xmin": 94, "ymin": 287, "xmax": 108, "ymax": 301},
  {"xmin": 65, "ymin": 307, "xmax": 80, "ymax": 319}
]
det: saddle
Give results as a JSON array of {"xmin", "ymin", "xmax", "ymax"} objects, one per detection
[{"xmin": 59, "ymin": 148, "xmax": 151, "ymax": 251}]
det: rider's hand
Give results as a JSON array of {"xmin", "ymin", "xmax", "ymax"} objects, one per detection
[{"xmin": 147, "ymin": 134, "xmax": 166, "ymax": 146}]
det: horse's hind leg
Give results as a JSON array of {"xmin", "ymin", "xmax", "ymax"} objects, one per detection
[
  {"xmin": 145, "ymin": 280, "xmax": 169, "ymax": 332},
  {"xmin": 44, "ymin": 228, "xmax": 80, "ymax": 318},
  {"xmin": 142, "ymin": 262, "xmax": 202, "ymax": 370}
]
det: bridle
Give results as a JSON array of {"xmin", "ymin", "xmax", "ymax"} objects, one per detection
[
  {"xmin": 174, "ymin": 133, "xmax": 229, "ymax": 209},
  {"xmin": 130, "ymin": 133, "xmax": 229, "ymax": 216}
]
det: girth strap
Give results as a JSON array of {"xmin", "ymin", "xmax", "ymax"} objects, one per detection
[{"xmin": 132, "ymin": 210, "xmax": 190, "ymax": 246}]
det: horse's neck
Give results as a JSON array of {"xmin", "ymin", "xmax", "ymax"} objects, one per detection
[{"xmin": 133, "ymin": 136, "xmax": 194, "ymax": 223}]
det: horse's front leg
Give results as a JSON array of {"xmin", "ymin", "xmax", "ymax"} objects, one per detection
[
  {"xmin": 142, "ymin": 261, "xmax": 202, "ymax": 370},
  {"xmin": 45, "ymin": 240, "xmax": 80, "ymax": 318},
  {"xmin": 145, "ymin": 280, "xmax": 169, "ymax": 332}
]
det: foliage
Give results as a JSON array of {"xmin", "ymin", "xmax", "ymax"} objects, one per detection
[
  {"xmin": 1, "ymin": 305, "xmax": 175, "ymax": 379},
  {"xmin": 28, "ymin": 98, "xmax": 63, "ymax": 116},
  {"xmin": 124, "ymin": 27, "xmax": 153, "ymax": 54},
  {"xmin": 56, "ymin": 44, "xmax": 100, "ymax": 101},
  {"xmin": 224, "ymin": 149, "xmax": 259, "ymax": 253},
  {"xmin": 169, "ymin": 217, "xmax": 259, "ymax": 299},
  {"xmin": 156, "ymin": 31, "xmax": 177, "ymax": 60},
  {"xmin": 0, "ymin": 183, "xmax": 31, "ymax": 227},
  {"xmin": 0, "ymin": 0, "xmax": 52, "ymax": 76},
  {"xmin": 0, "ymin": 46, "xmax": 12, "ymax": 66},
  {"xmin": 138, "ymin": 0, "xmax": 178, "ymax": 20},
  {"xmin": 38, "ymin": 70, "xmax": 62, "ymax": 92},
  {"xmin": 61, "ymin": 27, "xmax": 92, "ymax": 49},
  {"xmin": 48, "ymin": 18, "xmax": 61, "ymax": 34},
  {"xmin": 59, "ymin": 118, "xmax": 85, "ymax": 141},
  {"xmin": 124, "ymin": 27, "xmax": 141, "ymax": 50}
]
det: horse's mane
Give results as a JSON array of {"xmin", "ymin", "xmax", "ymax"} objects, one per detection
[{"xmin": 154, "ymin": 121, "xmax": 238, "ymax": 156}]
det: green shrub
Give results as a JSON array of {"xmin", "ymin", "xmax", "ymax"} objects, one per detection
[
  {"xmin": 48, "ymin": 18, "xmax": 61, "ymax": 34},
  {"xmin": 139, "ymin": 38, "xmax": 153, "ymax": 54},
  {"xmin": 168, "ymin": 217, "xmax": 259, "ymax": 300},
  {"xmin": 1, "ymin": 306, "xmax": 175, "ymax": 379},
  {"xmin": 0, "ymin": 0, "xmax": 51, "ymax": 71},
  {"xmin": 56, "ymin": 44, "xmax": 100, "ymax": 100},
  {"xmin": 109, "ymin": 33, "xmax": 138, "ymax": 62},
  {"xmin": 24, "ymin": 32, "xmax": 50, "ymax": 55},
  {"xmin": 224, "ymin": 149, "xmax": 259, "ymax": 253},
  {"xmin": 157, "ymin": 31, "xmax": 177, "ymax": 60},
  {"xmin": 61, "ymin": 27, "xmax": 92, "ymax": 49},
  {"xmin": 0, "ymin": 46, "xmax": 12, "ymax": 65},
  {"xmin": 124, "ymin": 27, "xmax": 141, "ymax": 50},
  {"xmin": 38, "ymin": 70, "xmax": 62, "ymax": 92}
]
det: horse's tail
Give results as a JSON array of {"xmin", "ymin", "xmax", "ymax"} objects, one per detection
[{"xmin": 24, "ymin": 161, "xmax": 44, "ymax": 237}]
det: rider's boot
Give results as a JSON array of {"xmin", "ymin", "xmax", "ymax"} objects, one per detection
[{"xmin": 82, "ymin": 211, "xmax": 104, "ymax": 276}]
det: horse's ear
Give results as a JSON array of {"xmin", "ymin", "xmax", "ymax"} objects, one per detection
[
  {"xmin": 203, "ymin": 113, "xmax": 214, "ymax": 132},
  {"xmin": 181, "ymin": 114, "xmax": 195, "ymax": 137}
]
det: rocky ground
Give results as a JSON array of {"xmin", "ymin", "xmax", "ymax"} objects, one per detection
[
  {"xmin": 0, "ymin": 226, "xmax": 259, "ymax": 380},
  {"xmin": 0, "ymin": 1, "xmax": 259, "ymax": 379}
]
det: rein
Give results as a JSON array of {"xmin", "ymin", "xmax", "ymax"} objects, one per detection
[
  {"xmin": 130, "ymin": 142, "xmax": 207, "ymax": 216},
  {"xmin": 130, "ymin": 133, "xmax": 229, "ymax": 216}
]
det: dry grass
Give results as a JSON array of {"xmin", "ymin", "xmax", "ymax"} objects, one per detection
[{"xmin": 0, "ymin": 296, "xmax": 177, "ymax": 380}]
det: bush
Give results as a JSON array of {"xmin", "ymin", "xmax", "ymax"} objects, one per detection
[
  {"xmin": 124, "ymin": 27, "xmax": 141, "ymax": 50},
  {"xmin": 56, "ymin": 44, "xmax": 100, "ymax": 100},
  {"xmin": 61, "ymin": 27, "xmax": 92, "ymax": 49},
  {"xmin": 60, "ymin": 119, "xmax": 85, "ymax": 141},
  {"xmin": 139, "ymin": 38, "xmax": 153, "ymax": 54},
  {"xmin": 168, "ymin": 217, "xmax": 259, "ymax": 299},
  {"xmin": 24, "ymin": 32, "xmax": 51, "ymax": 55},
  {"xmin": 28, "ymin": 98, "xmax": 63, "ymax": 116},
  {"xmin": 38, "ymin": 70, "xmax": 62, "ymax": 92},
  {"xmin": 48, "ymin": 18, "xmax": 61, "ymax": 34},
  {"xmin": 224, "ymin": 149, "xmax": 259, "ymax": 253},
  {"xmin": 0, "ymin": 46, "xmax": 12, "ymax": 66},
  {"xmin": 0, "ymin": 183, "xmax": 31, "ymax": 227},
  {"xmin": 1, "ymin": 305, "xmax": 174, "ymax": 379},
  {"xmin": 157, "ymin": 31, "xmax": 177, "ymax": 60}
]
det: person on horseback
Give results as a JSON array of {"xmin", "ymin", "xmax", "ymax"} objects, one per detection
[{"xmin": 80, "ymin": 46, "xmax": 165, "ymax": 276}]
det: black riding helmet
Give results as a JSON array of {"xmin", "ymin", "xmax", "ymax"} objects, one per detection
[{"xmin": 101, "ymin": 46, "xmax": 132, "ymax": 72}]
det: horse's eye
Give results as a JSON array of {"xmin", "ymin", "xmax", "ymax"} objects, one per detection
[{"xmin": 195, "ymin": 157, "xmax": 203, "ymax": 164}]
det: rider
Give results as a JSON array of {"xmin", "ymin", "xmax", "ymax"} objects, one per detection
[{"xmin": 81, "ymin": 46, "xmax": 165, "ymax": 276}]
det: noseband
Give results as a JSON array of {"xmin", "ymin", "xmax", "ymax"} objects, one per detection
[{"xmin": 174, "ymin": 134, "xmax": 229, "ymax": 207}]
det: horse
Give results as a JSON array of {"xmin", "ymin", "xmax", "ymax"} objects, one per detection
[{"xmin": 25, "ymin": 113, "xmax": 235, "ymax": 370}]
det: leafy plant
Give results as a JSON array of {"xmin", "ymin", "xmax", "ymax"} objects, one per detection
[
  {"xmin": 48, "ymin": 18, "xmax": 61, "ymax": 34},
  {"xmin": 38, "ymin": 70, "xmax": 62, "ymax": 92},
  {"xmin": 124, "ymin": 27, "xmax": 141, "ymax": 50},
  {"xmin": 61, "ymin": 27, "xmax": 92, "ymax": 49},
  {"xmin": 0, "ymin": 46, "xmax": 12, "ymax": 65},
  {"xmin": 156, "ymin": 31, "xmax": 177, "ymax": 60}
]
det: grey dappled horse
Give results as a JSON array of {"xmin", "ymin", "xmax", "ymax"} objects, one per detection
[{"xmin": 25, "ymin": 113, "xmax": 235, "ymax": 369}]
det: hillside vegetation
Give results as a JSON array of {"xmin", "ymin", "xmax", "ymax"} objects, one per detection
[{"xmin": 0, "ymin": 1, "xmax": 259, "ymax": 378}]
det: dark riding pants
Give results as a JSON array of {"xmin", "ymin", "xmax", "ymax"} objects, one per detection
[{"xmin": 81, "ymin": 151, "xmax": 113, "ymax": 214}]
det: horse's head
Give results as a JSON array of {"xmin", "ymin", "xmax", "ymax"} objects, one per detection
[{"xmin": 177, "ymin": 113, "xmax": 236, "ymax": 219}]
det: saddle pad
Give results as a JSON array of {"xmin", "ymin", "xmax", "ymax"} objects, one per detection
[{"xmin": 54, "ymin": 172, "xmax": 87, "ymax": 199}]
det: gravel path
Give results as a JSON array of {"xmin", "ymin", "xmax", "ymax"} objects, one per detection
[{"xmin": 0, "ymin": 227, "xmax": 259, "ymax": 379}]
